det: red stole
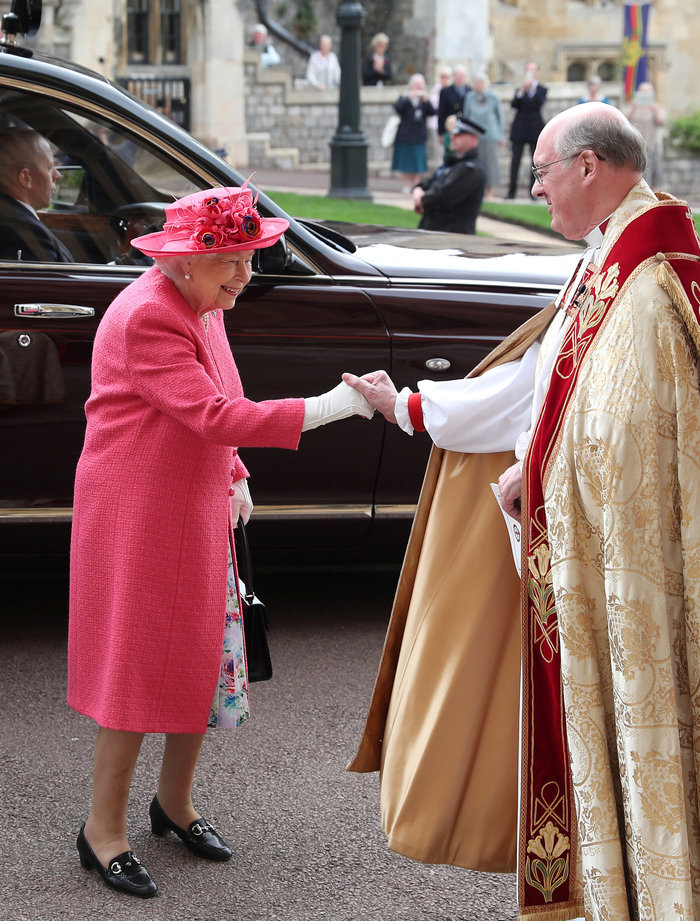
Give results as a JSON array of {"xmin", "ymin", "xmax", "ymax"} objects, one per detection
[{"xmin": 519, "ymin": 199, "xmax": 700, "ymax": 919}]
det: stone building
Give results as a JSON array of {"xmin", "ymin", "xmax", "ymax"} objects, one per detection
[{"xmin": 2, "ymin": 0, "xmax": 698, "ymax": 191}]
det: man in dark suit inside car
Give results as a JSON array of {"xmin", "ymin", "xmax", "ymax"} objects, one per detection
[{"xmin": 0, "ymin": 127, "xmax": 74, "ymax": 262}]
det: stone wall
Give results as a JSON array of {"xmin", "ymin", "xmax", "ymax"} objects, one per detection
[
  {"xmin": 243, "ymin": 53, "xmax": 585, "ymax": 174},
  {"xmin": 242, "ymin": 55, "xmax": 700, "ymax": 202},
  {"xmin": 662, "ymin": 150, "xmax": 700, "ymax": 204}
]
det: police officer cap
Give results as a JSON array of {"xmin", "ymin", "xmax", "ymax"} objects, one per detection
[{"xmin": 451, "ymin": 116, "xmax": 485, "ymax": 137}]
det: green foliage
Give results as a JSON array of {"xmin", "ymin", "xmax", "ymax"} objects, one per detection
[
  {"xmin": 269, "ymin": 190, "xmax": 700, "ymax": 238},
  {"xmin": 270, "ymin": 191, "xmax": 420, "ymax": 228},
  {"xmin": 669, "ymin": 111, "xmax": 700, "ymax": 151},
  {"xmin": 481, "ymin": 201, "xmax": 555, "ymax": 232},
  {"xmin": 293, "ymin": 0, "xmax": 317, "ymax": 40}
]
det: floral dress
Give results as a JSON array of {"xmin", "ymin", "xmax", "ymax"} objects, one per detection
[{"xmin": 208, "ymin": 542, "xmax": 250, "ymax": 728}]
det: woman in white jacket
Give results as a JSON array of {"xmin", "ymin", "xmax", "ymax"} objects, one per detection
[{"xmin": 306, "ymin": 35, "xmax": 341, "ymax": 90}]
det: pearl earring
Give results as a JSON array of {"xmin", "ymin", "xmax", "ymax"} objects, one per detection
[{"xmin": 185, "ymin": 272, "xmax": 191, "ymax": 280}]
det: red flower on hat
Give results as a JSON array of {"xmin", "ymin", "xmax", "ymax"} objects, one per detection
[
  {"xmin": 238, "ymin": 212, "xmax": 262, "ymax": 240},
  {"xmin": 172, "ymin": 185, "xmax": 265, "ymax": 250},
  {"xmin": 193, "ymin": 225, "xmax": 227, "ymax": 248},
  {"xmin": 203, "ymin": 196, "xmax": 224, "ymax": 215}
]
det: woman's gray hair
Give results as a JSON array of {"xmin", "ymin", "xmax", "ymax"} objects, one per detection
[
  {"xmin": 152, "ymin": 254, "xmax": 188, "ymax": 280},
  {"xmin": 556, "ymin": 110, "xmax": 647, "ymax": 173}
]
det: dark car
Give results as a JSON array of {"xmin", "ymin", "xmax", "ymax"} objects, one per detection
[{"xmin": 0, "ymin": 31, "xmax": 579, "ymax": 568}]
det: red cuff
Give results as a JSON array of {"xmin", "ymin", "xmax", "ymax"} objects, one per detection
[{"xmin": 407, "ymin": 392, "xmax": 426, "ymax": 432}]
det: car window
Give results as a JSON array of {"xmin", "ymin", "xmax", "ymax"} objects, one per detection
[{"xmin": 0, "ymin": 87, "xmax": 214, "ymax": 265}]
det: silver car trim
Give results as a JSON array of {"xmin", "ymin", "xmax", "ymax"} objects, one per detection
[{"xmin": 0, "ymin": 503, "xmax": 416, "ymax": 524}]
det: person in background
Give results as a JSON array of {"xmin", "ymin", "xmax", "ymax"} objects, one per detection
[
  {"xmin": 506, "ymin": 61, "xmax": 547, "ymax": 198},
  {"xmin": 248, "ymin": 23, "xmax": 281, "ymax": 68},
  {"xmin": 68, "ymin": 184, "xmax": 373, "ymax": 899},
  {"xmin": 362, "ymin": 32, "xmax": 392, "ymax": 86},
  {"xmin": 626, "ymin": 80, "xmax": 666, "ymax": 189},
  {"xmin": 305, "ymin": 34, "xmax": 340, "ymax": 90},
  {"xmin": 429, "ymin": 65, "xmax": 453, "ymax": 125},
  {"xmin": 0, "ymin": 127, "xmax": 74, "ymax": 262},
  {"xmin": 578, "ymin": 74, "xmax": 612, "ymax": 105},
  {"xmin": 428, "ymin": 65, "xmax": 453, "ymax": 158},
  {"xmin": 391, "ymin": 73, "xmax": 436, "ymax": 193},
  {"xmin": 437, "ymin": 64, "xmax": 470, "ymax": 138},
  {"xmin": 412, "ymin": 115, "xmax": 485, "ymax": 233},
  {"xmin": 463, "ymin": 74, "xmax": 504, "ymax": 199}
]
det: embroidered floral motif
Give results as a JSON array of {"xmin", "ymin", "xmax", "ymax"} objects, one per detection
[
  {"xmin": 526, "ymin": 820, "xmax": 570, "ymax": 902},
  {"xmin": 576, "ymin": 263, "xmax": 620, "ymax": 346},
  {"xmin": 528, "ymin": 544, "xmax": 559, "ymax": 662}
]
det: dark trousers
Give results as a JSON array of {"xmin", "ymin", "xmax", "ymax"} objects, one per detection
[{"xmin": 508, "ymin": 140, "xmax": 536, "ymax": 198}]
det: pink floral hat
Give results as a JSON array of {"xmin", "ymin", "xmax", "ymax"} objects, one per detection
[{"xmin": 131, "ymin": 183, "xmax": 289, "ymax": 256}]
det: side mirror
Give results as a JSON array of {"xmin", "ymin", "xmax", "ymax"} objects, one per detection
[
  {"xmin": 9, "ymin": 0, "xmax": 41, "ymax": 36},
  {"xmin": 254, "ymin": 236, "xmax": 291, "ymax": 274},
  {"xmin": 1, "ymin": 0, "xmax": 42, "ymax": 56},
  {"xmin": 254, "ymin": 236, "xmax": 314, "ymax": 276}
]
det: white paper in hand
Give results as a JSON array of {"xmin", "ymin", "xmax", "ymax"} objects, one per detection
[{"xmin": 490, "ymin": 483, "xmax": 522, "ymax": 576}]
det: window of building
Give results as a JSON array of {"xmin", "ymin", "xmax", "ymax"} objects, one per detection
[
  {"xmin": 161, "ymin": 0, "xmax": 182, "ymax": 64},
  {"xmin": 567, "ymin": 60, "xmax": 587, "ymax": 81},
  {"xmin": 127, "ymin": 0, "xmax": 150, "ymax": 63},
  {"xmin": 597, "ymin": 60, "xmax": 616, "ymax": 81},
  {"xmin": 127, "ymin": 0, "xmax": 183, "ymax": 65}
]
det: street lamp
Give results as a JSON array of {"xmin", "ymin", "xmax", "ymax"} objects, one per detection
[{"xmin": 329, "ymin": 0, "xmax": 372, "ymax": 199}]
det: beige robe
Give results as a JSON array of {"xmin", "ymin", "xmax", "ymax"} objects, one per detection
[{"xmin": 348, "ymin": 301, "xmax": 558, "ymax": 872}]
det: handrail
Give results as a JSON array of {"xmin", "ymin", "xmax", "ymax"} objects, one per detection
[{"xmin": 254, "ymin": 0, "xmax": 315, "ymax": 59}]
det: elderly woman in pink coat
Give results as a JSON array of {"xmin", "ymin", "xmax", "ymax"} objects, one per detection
[{"xmin": 68, "ymin": 185, "xmax": 372, "ymax": 899}]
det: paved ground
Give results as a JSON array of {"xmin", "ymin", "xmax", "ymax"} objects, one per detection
[
  {"xmin": 252, "ymin": 167, "xmax": 571, "ymax": 247},
  {"xmin": 2, "ymin": 570, "xmax": 518, "ymax": 921}
]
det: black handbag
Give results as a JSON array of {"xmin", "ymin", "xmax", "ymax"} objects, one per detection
[{"xmin": 235, "ymin": 521, "xmax": 273, "ymax": 682}]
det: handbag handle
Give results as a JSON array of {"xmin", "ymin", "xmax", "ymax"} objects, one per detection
[{"xmin": 234, "ymin": 521, "xmax": 256, "ymax": 604}]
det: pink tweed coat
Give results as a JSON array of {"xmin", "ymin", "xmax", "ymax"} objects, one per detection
[{"xmin": 67, "ymin": 267, "xmax": 305, "ymax": 733}]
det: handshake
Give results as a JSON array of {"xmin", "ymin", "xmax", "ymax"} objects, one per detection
[{"xmin": 302, "ymin": 371, "xmax": 398, "ymax": 431}]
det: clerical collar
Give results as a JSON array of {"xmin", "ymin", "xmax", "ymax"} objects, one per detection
[{"xmin": 583, "ymin": 216, "xmax": 611, "ymax": 247}]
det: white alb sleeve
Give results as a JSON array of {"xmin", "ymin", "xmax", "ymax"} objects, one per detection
[
  {"xmin": 416, "ymin": 343, "xmax": 541, "ymax": 453},
  {"xmin": 395, "ymin": 387, "xmax": 415, "ymax": 434}
]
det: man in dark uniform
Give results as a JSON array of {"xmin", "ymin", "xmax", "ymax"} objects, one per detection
[
  {"xmin": 412, "ymin": 116, "xmax": 486, "ymax": 235},
  {"xmin": 0, "ymin": 128, "xmax": 74, "ymax": 262}
]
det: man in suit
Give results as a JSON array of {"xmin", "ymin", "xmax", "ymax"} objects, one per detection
[
  {"xmin": 437, "ymin": 65, "xmax": 470, "ymax": 138},
  {"xmin": 506, "ymin": 61, "xmax": 547, "ymax": 199},
  {"xmin": 0, "ymin": 127, "xmax": 74, "ymax": 262}
]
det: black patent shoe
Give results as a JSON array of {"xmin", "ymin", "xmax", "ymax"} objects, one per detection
[
  {"xmin": 76, "ymin": 825, "xmax": 157, "ymax": 898},
  {"xmin": 149, "ymin": 795, "xmax": 232, "ymax": 862}
]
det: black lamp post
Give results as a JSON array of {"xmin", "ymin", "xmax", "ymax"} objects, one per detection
[{"xmin": 329, "ymin": 0, "xmax": 372, "ymax": 199}]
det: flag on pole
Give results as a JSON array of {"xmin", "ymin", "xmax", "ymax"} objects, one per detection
[{"xmin": 621, "ymin": 3, "xmax": 650, "ymax": 102}]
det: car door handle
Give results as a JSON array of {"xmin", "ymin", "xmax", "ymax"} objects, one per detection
[
  {"xmin": 424, "ymin": 357, "xmax": 451, "ymax": 372},
  {"xmin": 14, "ymin": 303, "xmax": 96, "ymax": 319}
]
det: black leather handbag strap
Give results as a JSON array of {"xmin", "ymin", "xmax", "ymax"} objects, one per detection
[{"xmin": 234, "ymin": 521, "xmax": 256, "ymax": 604}]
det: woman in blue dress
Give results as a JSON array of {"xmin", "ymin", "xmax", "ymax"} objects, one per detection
[{"xmin": 391, "ymin": 74, "xmax": 436, "ymax": 193}]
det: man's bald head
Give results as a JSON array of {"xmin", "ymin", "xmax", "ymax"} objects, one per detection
[
  {"xmin": 0, "ymin": 128, "xmax": 60, "ymax": 210},
  {"xmin": 532, "ymin": 103, "xmax": 647, "ymax": 240},
  {"xmin": 544, "ymin": 102, "xmax": 646, "ymax": 173}
]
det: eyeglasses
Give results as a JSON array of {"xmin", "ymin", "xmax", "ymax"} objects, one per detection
[{"xmin": 531, "ymin": 152, "xmax": 606, "ymax": 185}]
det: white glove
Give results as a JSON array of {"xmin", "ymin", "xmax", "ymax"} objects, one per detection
[
  {"xmin": 302, "ymin": 381, "xmax": 375, "ymax": 432},
  {"xmin": 230, "ymin": 478, "xmax": 253, "ymax": 529}
]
